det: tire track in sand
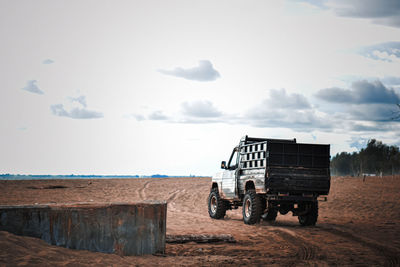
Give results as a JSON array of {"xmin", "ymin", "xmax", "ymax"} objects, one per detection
[
  {"xmin": 138, "ymin": 181, "xmax": 151, "ymax": 200},
  {"xmin": 273, "ymin": 227, "xmax": 323, "ymax": 262},
  {"xmin": 166, "ymin": 189, "xmax": 181, "ymax": 203},
  {"xmin": 318, "ymin": 225, "xmax": 400, "ymax": 267},
  {"xmin": 166, "ymin": 189, "xmax": 188, "ymax": 212}
]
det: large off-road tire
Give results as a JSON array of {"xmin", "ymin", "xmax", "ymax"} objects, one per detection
[
  {"xmin": 298, "ymin": 201, "xmax": 318, "ymax": 226},
  {"xmin": 263, "ymin": 209, "xmax": 278, "ymax": 221},
  {"xmin": 261, "ymin": 200, "xmax": 277, "ymax": 221},
  {"xmin": 208, "ymin": 188, "xmax": 226, "ymax": 219},
  {"xmin": 242, "ymin": 190, "xmax": 262, "ymax": 225}
]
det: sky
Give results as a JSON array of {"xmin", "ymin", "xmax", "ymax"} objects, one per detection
[{"xmin": 1, "ymin": 0, "xmax": 400, "ymax": 176}]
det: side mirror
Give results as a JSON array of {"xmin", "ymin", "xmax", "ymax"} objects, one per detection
[{"xmin": 221, "ymin": 161, "xmax": 226, "ymax": 169}]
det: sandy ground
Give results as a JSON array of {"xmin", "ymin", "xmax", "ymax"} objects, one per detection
[{"xmin": 0, "ymin": 176, "xmax": 399, "ymax": 266}]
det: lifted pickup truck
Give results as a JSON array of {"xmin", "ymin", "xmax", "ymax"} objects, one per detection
[{"xmin": 208, "ymin": 136, "xmax": 330, "ymax": 226}]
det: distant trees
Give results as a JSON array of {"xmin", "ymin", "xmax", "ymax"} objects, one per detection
[{"xmin": 330, "ymin": 139, "xmax": 400, "ymax": 176}]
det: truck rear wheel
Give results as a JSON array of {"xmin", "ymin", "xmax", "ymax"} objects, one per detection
[
  {"xmin": 261, "ymin": 200, "xmax": 277, "ymax": 221},
  {"xmin": 298, "ymin": 201, "xmax": 318, "ymax": 226},
  {"xmin": 208, "ymin": 188, "xmax": 226, "ymax": 219},
  {"xmin": 242, "ymin": 190, "xmax": 262, "ymax": 225},
  {"xmin": 262, "ymin": 209, "xmax": 278, "ymax": 221}
]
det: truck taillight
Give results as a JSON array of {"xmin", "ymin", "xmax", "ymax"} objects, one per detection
[{"xmin": 318, "ymin": 196, "xmax": 328, "ymax": 201}]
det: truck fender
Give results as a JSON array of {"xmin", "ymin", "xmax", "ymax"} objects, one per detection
[{"xmin": 244, "ymin": 180, "xmax": 266, "ymax": 194}]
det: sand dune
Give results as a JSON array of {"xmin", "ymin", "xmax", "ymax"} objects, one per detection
[{"xmin": 0, "ymin": 176, "xmax": 399, "ymax": 266}]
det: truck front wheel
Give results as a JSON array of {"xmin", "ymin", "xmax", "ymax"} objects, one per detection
[
  {"xmin": 208, "ymin": 188, "xmax": 226, "ymax": 219},
  {"xmin": 242, "ymin": 190, "xmax": 262, "ymax": 225},
  {"xmin": 298, "ymin": 201, "xmax": 318, "ymax": 226}
]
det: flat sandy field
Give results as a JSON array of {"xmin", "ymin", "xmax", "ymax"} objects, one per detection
[{"xmin": 1, "ymin": 176, "xmax": 399, "ymax": 266}]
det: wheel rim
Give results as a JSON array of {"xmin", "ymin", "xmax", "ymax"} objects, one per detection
[
  {"xmin": 210, "ymin": 195, "xmax": 217, "ymax": 214},
  {"xmin": 244, "ymin": 198, "xmax": 251, "ymax": 218}
]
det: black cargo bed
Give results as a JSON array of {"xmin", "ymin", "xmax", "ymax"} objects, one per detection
[{"xmin": 266, "ymin": 142, "xmax": 330, "ymax": 195}]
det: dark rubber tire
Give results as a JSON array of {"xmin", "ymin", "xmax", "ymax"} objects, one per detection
[
  {"xmin": 263, "ymin": 209, "xmax": 278, "ymax": 221},
  {"xmin": 260, "ymin": 197, "xmax": 266, "ymax": 215},
  {"xmin": 298, "ymin": 201, "xmax": 318, "ymax": 226},
  {"xmin": 242, "ymin": 190, "xmax": 262, "ymax": 225},
  {"xmin": 208, "ymin": 188, "xmax": 226, "ymax": 219},
  {"xmin": 261, "ymin": 200, "xmax": 277, "ymax": 221}
]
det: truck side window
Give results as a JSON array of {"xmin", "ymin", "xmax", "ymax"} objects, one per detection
[{"xmin": 228, "ymin": 148, "xmax": 239, "ymax": 170}]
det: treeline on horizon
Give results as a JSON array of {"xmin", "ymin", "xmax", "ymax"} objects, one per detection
[{"xmin": 331, "ymin": 139, "xmax": 400, "ymax": 176}]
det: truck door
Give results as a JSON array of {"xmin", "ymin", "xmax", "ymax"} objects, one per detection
[{"xmin": 222, "ymin": 147, "xmax": 240, "ymax": 199}]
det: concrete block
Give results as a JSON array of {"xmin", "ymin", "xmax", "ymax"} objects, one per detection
[{"xmin": 0, "ymin": 201, "xmax": 166, "ymax": 256}]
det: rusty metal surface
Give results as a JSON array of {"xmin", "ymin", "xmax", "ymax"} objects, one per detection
[{"xmin": 0, "ymin": 201, "xmax": 166, "ymax": 256}]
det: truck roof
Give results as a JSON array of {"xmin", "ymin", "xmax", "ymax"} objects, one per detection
[{"xmin": 241, "ymin": 135, "xmax": 296, "ymax": 144}]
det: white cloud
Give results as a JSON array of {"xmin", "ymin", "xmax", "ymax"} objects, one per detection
[
  {"xmin": 316, "ymin": 80, "xmax": 400, "ymax": 104},
  {"xmin": 21, "ymin": 80, "xmax": 44, "ymax": 95},
  {"xmin": 141, "ymin": 90, "xmax": 333, "ymax": 131},
  {"xmin": 51, "ymin": 104, "xmax": 103, "ymax": 119},
  {"xmin": 245, "ymin": 103, "xmax": 332, "ymax": 131},
  {"xmin": 158, "ymin": 60, "xmax": 220, "ymax": 82},
  {"xmin": 50, "ymin": 104, "xmax": 69, "ymax": 117},
  {"xmin": 382, "ymin": 76, "xmax": 400, "ymax": 86},
  {"xmin": 148, "ymin": 110, "xmax": 169, "ymax": 120},
  {"xmin": 181, "ymin": 100, "xmax": 222, "ymax": 118},
  {"xmin": 69, "ymin": 95, "xmax": 87, "ymax": 107},
  {"xmin": 333, "ymin": 0, "xmax": 400, "ymax": 27},
  {"xmin": 50, "ymin": 95, "xmax": 103, "ymax": 119},
  {"xmin": 137, "ymin": 86, "xmax": 400, "ymax": 134},
  {"xmin": 302, "ymin": 0, "xmax": 400, "ymax": 27},
  {"xmin": 264, "ymin": 88, "xmax": 311, "ymax": 110},
  {"xmin": 42, "ymin": 59, "xmax": 54, "ymax": 64},
  {"xmin": 359, "ymin": 42, "xmax": 400, "ymax": 62},
  {"xmin": 133, "ymin": 114, "xmax": 145, "ymax": 121}
]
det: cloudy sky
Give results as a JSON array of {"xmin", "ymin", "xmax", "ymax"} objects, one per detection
[{"xmin": 1, "ymin": 0, "xmax": 400, "ymax": 175}]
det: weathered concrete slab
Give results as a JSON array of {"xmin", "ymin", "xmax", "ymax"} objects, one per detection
[{"xmin": 0, "ymin": 201, "xmax": 166, "ymax": 256}]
